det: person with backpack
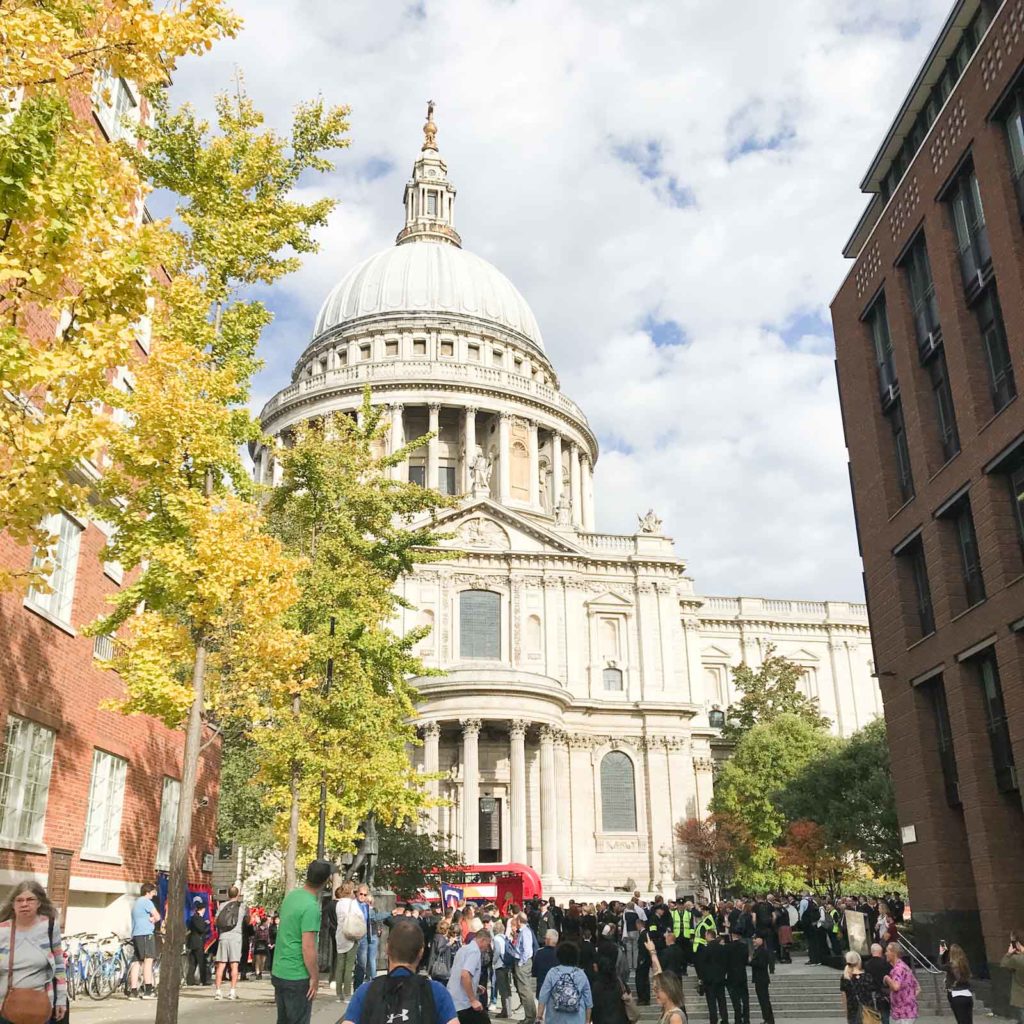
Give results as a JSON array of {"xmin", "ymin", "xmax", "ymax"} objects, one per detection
[
  {"xmin": 538, "ymin": 942, "xmax": 593, "ymax": 1024},
  {"xmin": 214, "ymin": 884, "xmax": 246, "ymax": 1000},
  {"xmin": 342, "ymin": 918, "xmax": 458, "ymax": 1024},
  {"xmin": 336, "ymin": 881, "xmax": 366, "ymax": 1003},
  {"xmin": 446, "ymin": 924, "xmax": 493, "ymax": 1024}
]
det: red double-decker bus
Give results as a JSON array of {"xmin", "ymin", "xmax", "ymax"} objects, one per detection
[{"xmin": 416, "ymin": 862, "xmax": 542, "ymax": 913}]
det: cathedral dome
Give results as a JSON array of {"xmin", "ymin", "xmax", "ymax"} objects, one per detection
[{"xmin": 311, "ymin": 239, "xmax": 545, "ymax": 353}]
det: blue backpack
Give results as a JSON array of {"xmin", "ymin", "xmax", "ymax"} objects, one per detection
[{"xmin": 550, "ymin": 969, "xmax": 582, "ymax": 1013}]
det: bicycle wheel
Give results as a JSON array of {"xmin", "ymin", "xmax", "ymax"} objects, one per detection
[{"xmin": 88, "ymin": 952, "xmax": 114, "ymax": 1000}]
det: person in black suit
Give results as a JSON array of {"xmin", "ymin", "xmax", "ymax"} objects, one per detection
[
  {"xmin": 726, "ymin": 931, "xmax": 750, "ymax": 1024},
  {"xmin": 695, "ymin": 932, "xmax": 730, "ymax": 1024},
  {"xmin": 751, "ymin": 936, "xmax": 775, "ymax": 1024},
  {"xmin": 186, "ymin": 897, "xmax": 210, "ymax": 986}
]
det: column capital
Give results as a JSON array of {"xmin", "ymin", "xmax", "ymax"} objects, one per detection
[
  {"xmin": 465, "ymin": 404, "xmax": 479, "ymax": 415},
  {"xmin": 569, "ymin": 440, "xmax": 580, "ymax": 453},
  {"xmin": 693, "ymin": 756, "xmax": 715, "ymax": 773},
  {"xmin": 460, "ymin": 717, "xmax": 482, "ymax": 738},
  {"xmin": 509, "ymin": 719, "xmax": 529, "ymax": 740},
  {"xmin": 390, "ymin": 401, "xmax": 404, "ymax": 412},
  {"xmin": 428, "ymin": 402, "xmax": 442, "ymax": 414},
  {"xmin": 539, "ymin": 724, "xmax": 558, "ymax": 744},
  {"xmin": 421, "ymin": 721, "xmax": 441, "ymax": 740},
  {"xmin": 499, "ymin": 410, "xmax": 512, "ymax": 421}
]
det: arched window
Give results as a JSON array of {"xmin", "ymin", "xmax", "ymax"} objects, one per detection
[
  {"xmin": 603, "ymin": 667, "xmax": 623, "ymax": 691},
  {"xmin": 460, "ymin": 590, "xmax": 501, "ymax": 659},
  {"xmin": 600, "ymin": 751, "xmax": 637, "ymax": 832}
]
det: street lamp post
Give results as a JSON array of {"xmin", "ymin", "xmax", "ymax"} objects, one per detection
[{"xmin": 317, "ymin": 616, "xmax": 335, "ymax": 860}]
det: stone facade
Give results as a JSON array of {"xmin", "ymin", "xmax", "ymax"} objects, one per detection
[{"xmin": 255, "ymin": 107, "xmax": 880, "ymax": 895}]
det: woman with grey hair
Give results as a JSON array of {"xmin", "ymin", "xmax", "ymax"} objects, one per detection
[
  {"xmin": 841, "ymin": 950, "xmax": 882, "ymax": 1024},
  {"xmin": 0, "ymin": 880, "xmax": 68, "ymax": 1021}
]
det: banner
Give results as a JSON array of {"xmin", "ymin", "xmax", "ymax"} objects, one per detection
[
  {"xmin": 441, "ymin": 883, "xmax": 464, "ymax": 909},
  {"xmin": 845, "ymin": 910, "xmax": 869, "ymax": 957}
]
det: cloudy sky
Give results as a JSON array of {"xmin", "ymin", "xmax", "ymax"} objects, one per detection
[{"xmin": 168, "ymin": 0, "xmax": 952, "ymax": 602}]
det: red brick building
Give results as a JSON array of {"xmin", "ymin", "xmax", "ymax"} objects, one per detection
[
  {"xmin": 831, "ymin": 0, "xmax": 1023, "ymax": 1007},
  {"xmin": 0, "ymin": 76, "xmax": 219, "ymax": 933}
]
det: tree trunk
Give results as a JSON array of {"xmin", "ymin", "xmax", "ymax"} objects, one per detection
[
  {"xmin": 155, "ymin": 640, "xmax": 207, "ymax": 1024},
  {"xmin": 284, "ymin": 692, "xmax": 301, "ymax": 891}
]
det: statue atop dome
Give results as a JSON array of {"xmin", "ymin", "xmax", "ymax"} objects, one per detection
[{"xmin": 423, "ymin": 100, "xmax": 438, "ymax": 152}]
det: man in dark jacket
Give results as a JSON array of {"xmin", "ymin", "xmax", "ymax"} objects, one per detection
[
  {"xmin": 750, "ymin": 936, "xmax": 775, "ymax": 1024},
  {"xmin": 187, "ymin": 897, "xmax": 210, "ymax": 986},
  {"xmin": 726, "ymin": 931, "xmax": 749, "ymax": 1024},
  {"xmin": 657, "ymin": 931, "xmax": 687, "ymax": 979},
  {"xmin": 695, "ymin": 932, "xmax": 730, "ymax": 1024}
]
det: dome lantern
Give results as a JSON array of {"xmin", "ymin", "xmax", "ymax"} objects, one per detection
[{"xmin": 397, "ymin": 101, "xmax": 462, "ymax": 248}]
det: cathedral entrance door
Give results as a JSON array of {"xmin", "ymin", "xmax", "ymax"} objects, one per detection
[{"xmin": 478, "ymin": 796, "xmax": 502, "ymax": 863}]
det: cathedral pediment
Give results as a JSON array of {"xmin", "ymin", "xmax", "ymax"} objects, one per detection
[
  {"xmin": 585, "ymin": 590, "xmax": 634, "ymax": 609},
  {"xmin": 425, "ymin": 498, "xmax": 587, "ymax": 555}
]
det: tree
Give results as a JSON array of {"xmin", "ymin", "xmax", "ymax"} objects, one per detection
[
  {"xmin": 674, "ymin": 813, "xmax": 747, "ymax": 904},
  {"xmin": 776, "ymin": 718, "xmax": 903, "ymax": 879},
  {"xmin": 373, "ymin": 820, "xmax": 459, "ymax": 895},
  {"xmin": 710, "ymin": 713, "xmax": 835, "ymax": 890},
  {"xmin": 777, "ymin": 820, "xmax": 847, "ymax": 900},
  {"xmin": 722, "ymin": 645, "xmax": 831, "ymax": 743},
  {"xmin": 0, "ymin": 0, "xmax": 238, "ymax": 590},
  {"xmin": 90, "ymin": 88, "xmax": 349, "ymax": 1024},
  {"xmin": 261, "ymin": 402, "xmax": 455, "ymax": 885}
]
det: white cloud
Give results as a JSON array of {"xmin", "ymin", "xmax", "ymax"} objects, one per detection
[{"xmin": 169, "ymin": 0, "xmax": 952, "ymax": 600}]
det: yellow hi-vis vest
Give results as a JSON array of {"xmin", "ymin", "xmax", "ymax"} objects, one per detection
[
  {"xmin": 692, "ymin": 913, "xmax": 715, "ymax": 950},
  {"xmin": 829, "ymin": 909, "xmax": 841, "ymax": 935},
  {"xmin": 671, "ymin": 910, "xmax": 682, "ymax": 937},
  {"xmin": 682, "ymin": 909, "xmax": 695, "ymax": 939}
]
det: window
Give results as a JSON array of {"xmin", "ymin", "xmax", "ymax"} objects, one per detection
[
  {"xmin": 1010, "ymin": 457, "xmax": 1024, "ymax": 558},
  {"xmin": 603, "ymin": 667, "xmax": 624, "ymax": 692},
  {"xmin": 899, "ymin": 536, "xmax": 935, "ymax": 638},
  {"xmin": 83, "ymin": 750, "xmax": 127, "ymax": 856},
  {"xmin": 408, "ymin": 464, "xmax": 426, "ymax": 488},
  {"xmin": 440, "ymin": 340, "xmax": 454, "ymax": 357},
  {"xmin": 93, "ymin": 634, "xmax": 116, "ymax": 661},
  {"xmin": 903, "ymin": 234, "xmax": 942, "ymax": 355},
  {"xmin": 467, "ymin": 344, "xmax": 480, "ymax": 362},
  {"xmin": 927, "ymin": 350, "xmax": 960, "ymax": 462},
  {"xmin": 866, "ymin": 296, "xmax": 898, "ymax": 406},
  {"xmin": 413, "ymin": 339, "xmax": 427, "ymax": 356},
  {"xmin": 973, "ymin": 651, "xmax": 1018, "ymax": 793},
  {"xmin": 974, "ymin": 288, "xmax": 1016, "ymax": 413},
  {"xmin": 1004, "ymin": 84, "xmax": 1024, "ymax": 217},
  {"xmin": 92, "ymin": 71, "xmax": 138, "ymax": 143},
  {"xmin": 156, "ymin": 777, "xmax": 181, "ymax": 870},
  {"xmin": 338, "ymin": 348, "xmax": 348, "ymax": 366},
  {"xmin": 0, "ymin": 716, "xmax": 56, "ymax": 846},
  {"xmin": 600, "ymin": 752, "xmax": 637, "ymax": 832},
  {"xmin": 27, "ymin": 512, "xmax": 82, "ymax": 625},
  {"xmin": 427, "ymin": 191, "xmax": 438, "ymax": 216},
  {"xmin": 949, "ymin": 168, "xmax": 991, "ymax": 293},
  {"xmin": 926, "ymin": 680, "xmax": 960, "ymax": 806},
  {"xmin": 437, "ymin": 464, "xmax": 457, "ymax": 495},
  {"xmin": 385, "ymin": 340, "xmax": 398, "ymax": 357},
  {"xmin": 952, "ymin": 497, "xmax": 986, "ymax": 607},
  {"xmin": 888, "ymin": 400, "xmax": 915, "ymax": 504},
  {"xmin": 459, "ymin": 590, "xmax": 501, "ymax": 659},
  {"xmin": 492, "ymin": 349, "xmax": 504, "ymax": 367},
  {"xmin": 359, "ymin": 344, "xmax": 371, "ymax": 361}
]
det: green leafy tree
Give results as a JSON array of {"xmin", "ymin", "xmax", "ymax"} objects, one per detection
[
  {"xmin": 722, "ymin": 645, "xmax": 832, "ymax": 743},
  {"xmin": 777, "ymin": 718, "xmax": 903, "ymax": 879},
  {"xmin": 711, "ymin": 713, "xmax": 835, "ymax": 889},
  {"xmin": 216, "ymin": 729, "xmax": 277, "ymax": 856},
  {"xmin": 261, "ymin": 401, "xmax": 455, "ymax": 886},
  {"xmin": 374, "ymin": 820, "xmax": 460, "ymax": 895}
]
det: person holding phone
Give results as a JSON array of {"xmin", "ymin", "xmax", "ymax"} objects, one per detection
[
  {"xmin": 938, "ymin": 941, "xmax": 972, "ymax": 1024},
  {"xmin": 1000, "ymin": 933, "xmax": 1024, "ymax": 1024}
]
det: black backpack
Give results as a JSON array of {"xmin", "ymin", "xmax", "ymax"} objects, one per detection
[
  {"xmin": 216, "ymin": 900, "xmax": 240, "ymax": 932},
  {"xmin": 362, "ymin": 971, "xmax": 436, "ymax": 1024}
]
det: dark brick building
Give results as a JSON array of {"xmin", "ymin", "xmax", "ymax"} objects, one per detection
[
  {"xmin": 0, "ymin": 75, "xmax": 219, "ymax": 932},
  {"xmin": 831, "ymin": 0, "xmax": 1024, "ymax": 1006}
]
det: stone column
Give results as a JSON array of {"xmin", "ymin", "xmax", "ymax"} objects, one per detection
[
  {"xmin": 461, "ymin": 719, "xmax": 481, "ymax": 863},
  {"xmin": 582, "ymin": 456, "xmax": 595, "ymax": 531},
  {"xmin": 390, "ymin": 403, "xmax": 405, "ymax": 481},
  {"xmin": 509, "ymin": 720, "xmax": 528, "ymax": 863},
  {"xmin": 555, "ymin": 733, "xmax": 572, "ymax": 882},
  {"xmin": 551, "ymin": 433, "xmax": 563, "ymax": 508},
  {"xmin": 693, "ymin": 756, "xmax": 715, "ymax": 820},
  {"xmin": 423, "ymin": 721, "xmax": 441, "ymax": 833},
  {"xmin": 528, "ymin": 420, "xmax": 540, "ymax": 507},
  {"xmin": 463, "ymin": 406, "xmax": 477, "ymax": 493},
  {"xmin": 539, "ymin": 725, "xmax": 558, "ymax": 880},
  {"xmin": 427, "ymin": 403, "xmax": 441, "ymax": 492},
  {"xmin": 569, "ymin": 443, "xmax": 582, "ymax": 527},
  {"xmin": 498, "ymin": 412, "xmax": 512, "ymax": 501}
]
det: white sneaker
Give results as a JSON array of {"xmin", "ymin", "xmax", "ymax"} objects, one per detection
[
  {"xmin": 215, "ymin": 989, "xmax": 223, "ymax": 1000},
  {"xmin": 228, "ymin": 989, "xmax": 238, "ymax": 1000}
]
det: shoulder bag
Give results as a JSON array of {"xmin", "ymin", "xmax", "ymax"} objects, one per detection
[{"xmin": 1, "ymin": 922, "xmax": 55, "ymax": 1024}]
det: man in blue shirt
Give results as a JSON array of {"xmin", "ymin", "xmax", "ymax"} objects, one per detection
[
  {"xmin": 343, "ymin": 919, "xmax": 458, "ymax": 1024},
  {"xmin": 353, "ymin": 884, "xmax": 381, "ymax": 987},
  {"xmin": 507, "ymin": 912, "xmax": 538, "ymax": 1021},
  {"xmin": 129, "ymin": 882, "xmax": 161, "ymax": 1000}
]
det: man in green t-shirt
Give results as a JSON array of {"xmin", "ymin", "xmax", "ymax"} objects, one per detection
[{"xmin": 271, "ymin": 859, "xmax": 333, "ymax": 1024}]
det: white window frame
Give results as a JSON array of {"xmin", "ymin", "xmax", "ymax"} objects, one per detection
[
  {"xmin": 0, "ymin": 716, "xmax": 56, "ymax": 849},
  {"xmin": 92, "ymin": 70, "xmax": 139, "ymax": 143},
  {"xmin": 26, "ymin": 512, "xmax": 83, "ymax": 627},
  {"xmin": 82, "ymin": 750, "xmax": 127, "ymax": 858},
  {"xmin": 155, "ymin": 776, "xmax": 180, "ymax": 870}
]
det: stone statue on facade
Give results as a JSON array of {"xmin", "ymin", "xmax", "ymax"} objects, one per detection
[
  {"xmin": 538, "ymin": 463, "xmax": 549, "ymax": 511},
  {"xmin": 638, "ymin": 509, "xmax": 663, "ymax": 535},
  {"xmin": 469, "ymin": 445, "xmax": 492, "ymax": 497},
  {"xmin": 658, "ymin": 843, "xmax": 674, "ymax": 893},
  {"xmin": 556, "ymin": 493, "xmax": 573, "ymax": 527}
]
